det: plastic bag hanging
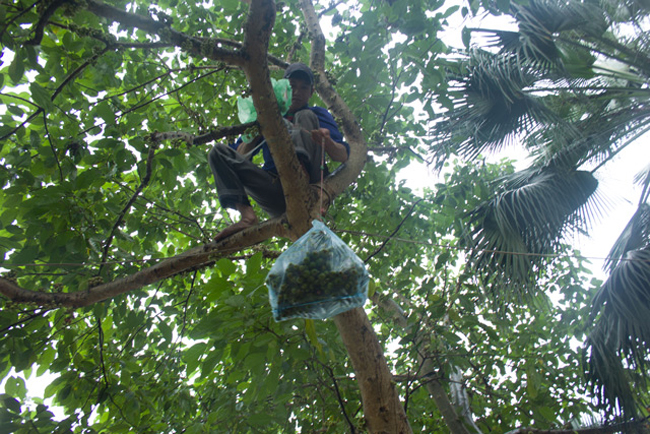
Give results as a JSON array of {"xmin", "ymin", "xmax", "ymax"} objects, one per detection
[
  {"xmin": 266, "ymin": 220, "xmax": 369, "ymax": 321},
  {"xmin": 237, "ymin": 78, "xmax": 292, "ymax": 143}
]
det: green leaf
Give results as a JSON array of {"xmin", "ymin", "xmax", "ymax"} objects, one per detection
[
  {"xmin": 248, "ymin": 412, "xmax": 271, "ymax": 426},
  {"xmin": 123, "ymin": 392, "xmax": 141, "ymax": 426},
  {"xmin": 224, "ymin": 294, "xmax": 245, "ymax": 307},
  {"xmin": 304, "ymin": 319, "xmax": 322, "ymax": 354},
  {"xmin": 3, "ymin": 377, "xmax": 26, "ymax": 400},
  {"xmin": 526, "ymin": 364, "xmax": 539, "ymax": 400},
  {"xmin": 367, "ymin": 279, "xmax": 376, "ymax": 298},
  {"xmin": 183, "ymin": 342, "xmax": 207, "ymax": 374},
  {"xmin": 29, "ymin": 83, "xmax": 53, "ymax": 111},
  {"xmin": 0, "ymin": 395, "xmax": 21, "ymax": 414},
  {"xmin": 8, "ymin": 55, "xmax": 24, "ymax": 85},
  {"xmin": 220, "ymin": 0, "xmax": 240, "ymax": 13},
  {"xmin": 461, "ymin": 27, "xmax": 471, "ymax": 49},
  {"xmin": 216, "ymin": 258, "xmax": 236, "ymax": 276}
]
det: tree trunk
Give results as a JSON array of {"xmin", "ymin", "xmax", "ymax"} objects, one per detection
[{"xmin": 335, "ymin": 308, "xmax": 413, "ymax": 434}]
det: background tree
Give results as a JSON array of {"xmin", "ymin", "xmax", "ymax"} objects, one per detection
[
  {"xmin": 431, "ymin": 0, "xmax": 650, "ymax": 421},
  {"xmin": 0, "ymin": 0, "xmax": 648, "ymax": 433}
]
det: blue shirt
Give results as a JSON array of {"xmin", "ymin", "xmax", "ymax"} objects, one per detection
[{"xmin": 232, "ymin": 106, "xmax": 349, "ymax": 174}]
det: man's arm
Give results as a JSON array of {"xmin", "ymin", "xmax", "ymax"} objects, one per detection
[
  {"xmin": 310, "ymin": 107, "xmax": 350, "ymax": 162},
  {"xmin": 311, "ymin": 128, "xmax": 348, "ymax": 162}
]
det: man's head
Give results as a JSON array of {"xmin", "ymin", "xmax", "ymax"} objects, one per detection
[{"xmin": 284, "ymin": 63, "xmax": 314, "ymax": 112}]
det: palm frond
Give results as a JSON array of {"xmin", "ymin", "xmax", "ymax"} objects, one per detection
[
  {"xmin": 584, "ymin": 328, "xmax": 641, "ymax": 420},
  {"xmin": 587, "ymin": 247, "xmax": 650, "ymax": 418},
  {"xmin": 633, "ymin": 163, "xmax": 650, "ymax": 197},
  {"xmin": 592, "ymin": 248, "xmax": 650, "ymax": 353},
  {"xmin": 605, "ymin": 204, "xmax": 650, "ymax": 273},
  {"xmin": 513, "ymin": 0, "xmax": 608, "ymax": 37},
  {"xmin": 601, "ymin": 0, "xmax": 650, "ymax": 26},
  {"xmin": 528, "ymin": 99, "xmax": 650, "ymax": 170},
  {"xmin": 466, "ymin": 167, "xmax": 598, "ymax": 294},
  {"xmin": 432, "ymin": 50, "xmax": 558, "ymax": 163}
]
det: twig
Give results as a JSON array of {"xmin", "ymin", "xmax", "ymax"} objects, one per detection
[
  {"xmin": 316, "ymin": 359, "xmax": 356, "ymax": 433},
  {"xmin": 0, "ymin": 309, "xmax": 52, "ymax": 334},
  {"xmin": 42, "ymin": 111, "xmax": 63, "ymax": 182},
  {"xmin": 364, "ymin": 198, "xmax": 424, "ymax": 263},
  {"xmin": 52, "ymin": 46, "xmax": 111, "ymax": 102},
  {"xmin": 96, "ymin": 315, "xmax": 110, "ymax": 387},
  {"xmin": 116, "ymin": 282, "xmax": 163, "ymax": 358},
  {"xmin": 121, "ymin": 185, "xmax": 209, "ymax": 239},
  {"xmin": 99, "ymin": 145, "xmax": 156, "ymax": 274},
  {"xmin": 25, "ymin": 0, "xmax": 70, "ymax": 45},
  {"xmin": 0, "ymin": 93, "xmax": 41, "ymax": 108},
  {"xmin": 150, "ymin": 121, "xmax": 258, "ymax": 146},
  {"xmin": 0, "ymin": 109, "xmax": 43, "ymax": 142},
  {"xmin": 0, "ymin": 45, "xmax": 111, "ymax": 142},
  {"xmin": 366, "ymin": 146, "xmax": 427, "ymax": 162},
  {"xmin": 0, "ymin": 0, "xmax": 43, "ymax": 41},
  {"xmin": 115, "ymin": 69, "xmax": 221, "ymax": 120},
  {"xmin": 285, "ymin": 28, "xmax": 306, "ymax": 63},
  {"xmin": 177, "ymin": 271, "xmax": 196, "ymax": 346},
  {"xmin": 377, "ymin": 67, "xmax": 402, "ymax": 138}
]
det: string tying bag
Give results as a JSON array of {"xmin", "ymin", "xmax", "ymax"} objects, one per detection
[{"xmin": 266, "ymin": 220, "xmax": 369, "ymax": 321}]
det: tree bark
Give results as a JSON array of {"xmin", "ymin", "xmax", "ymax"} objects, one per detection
[
  {"xmin": 3, "ymin": 1, "xmax": 414, "ymax": 432},
  {"xmin": 298, "ymin": 1, "xmax": 412, "ymax": 432},
  {"xmin": 334, "ymin": 308, "xmax": 412, "ymax": 433},
  {"xmin": 241, "ymin": 0, "xmax": 314, "ymax": 238}
]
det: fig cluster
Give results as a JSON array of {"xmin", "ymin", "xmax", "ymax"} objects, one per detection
[{"xmin": 267, "ymin": 249, "xmax": 364, "ymax": 320}]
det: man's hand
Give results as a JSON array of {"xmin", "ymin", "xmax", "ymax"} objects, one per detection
[
  {"xmin": 236, "ymin": 135, "xmax": 263, "ymax": 155},
  {"xmin": 311, "ymin": 128, "xmax": 348, "ymax": 163}
]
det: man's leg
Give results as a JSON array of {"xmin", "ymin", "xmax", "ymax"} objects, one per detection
[
  {"xmin": 290, "ymin": 110, "xmax": 324, "ymax": 183},
  {"xmin": 212, "ymin": 202, "xmax": 258, "ymax": 242},
  {"xmin": 208, "ymin": 144, "xmax": 285, "ymax": 241}
]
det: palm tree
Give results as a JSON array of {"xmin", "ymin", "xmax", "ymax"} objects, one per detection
[{"xmin": 433, "ymin": 0, "xmax": 650, "ymax": 419}]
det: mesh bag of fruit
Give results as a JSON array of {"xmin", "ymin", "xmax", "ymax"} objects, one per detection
[{"xmin": 266, "ymin": 220, "xmax": 369, "ymax": 321}]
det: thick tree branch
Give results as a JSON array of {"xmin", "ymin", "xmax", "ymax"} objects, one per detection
[
  {"xmin": 25, "ymin": 0, "xmax": 69, "ymax": 45},
  {"xmin": 240, "ymin": 0, "xmax": 313, "ymax": 238},
  {"xmin": 0, "ymin": 218, "xmax": 288, "ymax": 308},
  {"xmin": 85, "ymin": 0, "xmax": 245, "ymax": 66},
  {"xmin": 151, "ymin": 121, "xmax": 258, "ymax": 146},
  {"xmin": 298, "ymin": 1, "xmax": 412, "ymax": 432},
  {"xmin": 298, "ymin": 0, "xmax": 367, "ymax": 199},
  {"xmin": 333, "ymin": 308, "xmax": 412, "ymax": 434}
]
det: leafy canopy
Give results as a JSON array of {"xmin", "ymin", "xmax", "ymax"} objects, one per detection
[{"xmin": 1, "ymin": 0, "xmax": 648, "ymax": 432}]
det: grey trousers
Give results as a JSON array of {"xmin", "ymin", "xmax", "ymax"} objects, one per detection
[{"xmin": 208, "ymin": 109, "xmax": 323, "ymax": 218}]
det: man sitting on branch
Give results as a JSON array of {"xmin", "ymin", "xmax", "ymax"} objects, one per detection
[{"xmin": 208, "ymin": 63, "xmax": 349, "ymax": 241}]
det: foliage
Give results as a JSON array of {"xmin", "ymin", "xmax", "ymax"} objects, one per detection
[
  {"xmin": 0, "ymin": 0, "xmax": 645, "ymax": 432},
  {"xmin": 430, "ymin": 0, "xmax": 650, "ymax": 418}
]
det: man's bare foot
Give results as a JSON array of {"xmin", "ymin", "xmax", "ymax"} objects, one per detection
[{"xmin": 213, "ymin": 205, "xmax": 258, "ymax": 242}]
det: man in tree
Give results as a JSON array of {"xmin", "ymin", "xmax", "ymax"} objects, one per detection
[{"xmin": 209, "ymin": 63, "xmax": 349, "ymax": 241}]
